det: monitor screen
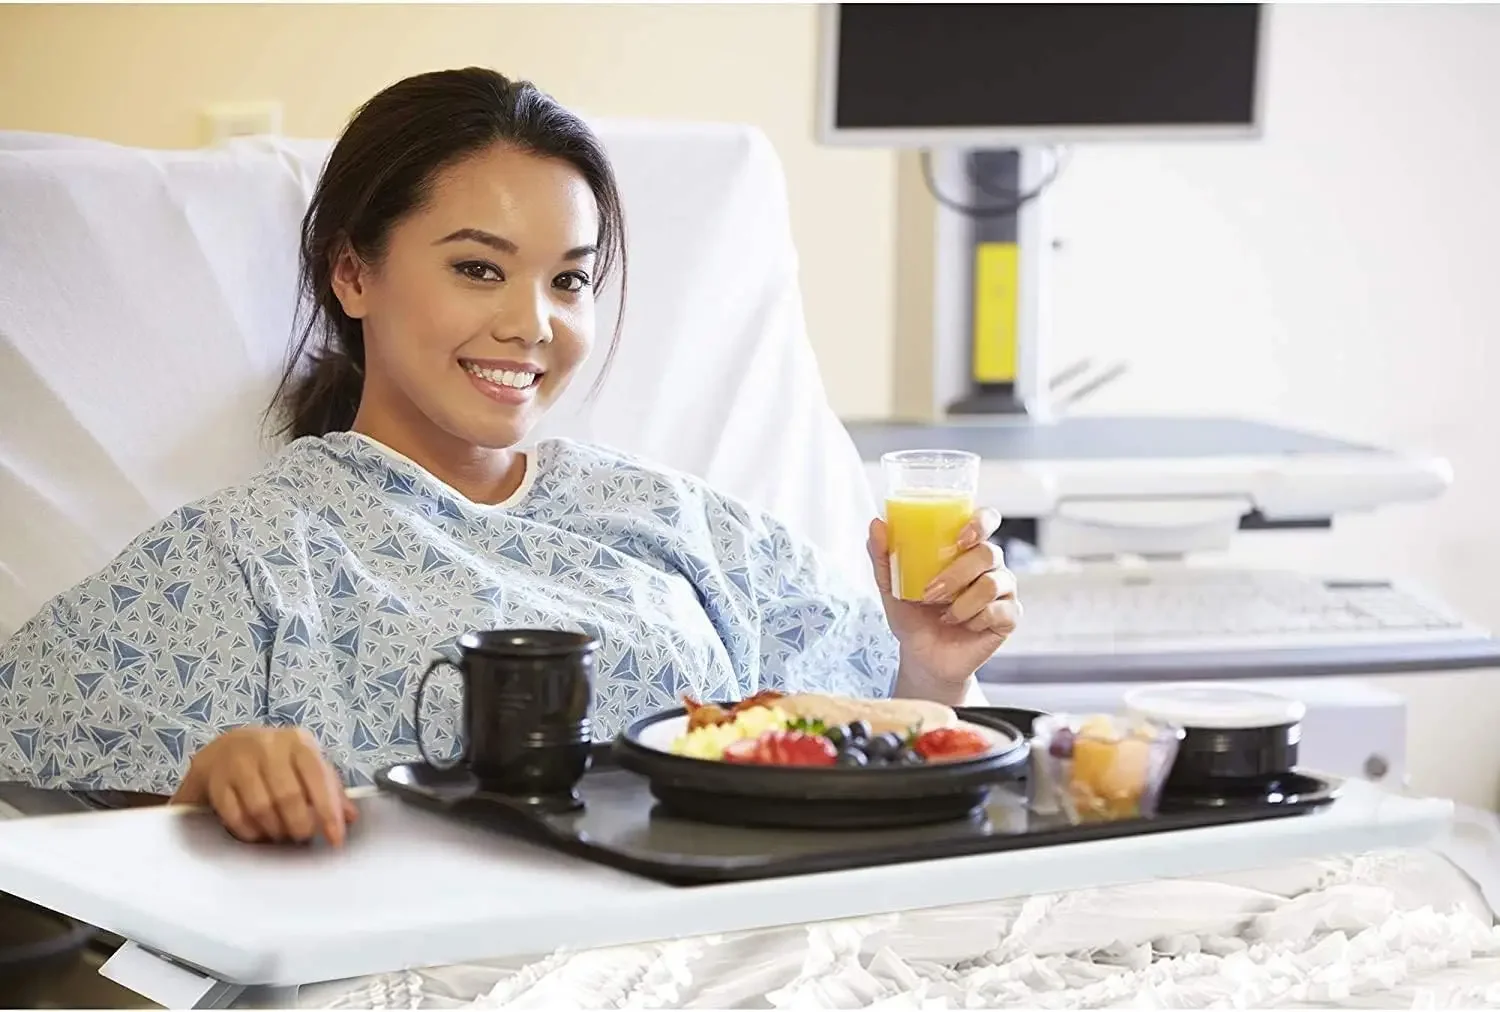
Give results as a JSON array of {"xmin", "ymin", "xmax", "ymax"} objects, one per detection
[{"xmin": 820, "ymin": 3, "xmax": 1265, "ymax": 146}]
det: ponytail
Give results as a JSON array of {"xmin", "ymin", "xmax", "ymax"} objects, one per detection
[
  {"xmin": 265, "ymin": 244, "xmax": 367, "ymax": 440},
  {"xmin": 275, "ymin": 327, "xmax": 364, "ymax": 440}
]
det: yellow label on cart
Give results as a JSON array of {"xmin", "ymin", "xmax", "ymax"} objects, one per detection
[{"xmin": 972, "ymin": 241, "xmax": 1020, "ymax": 384}]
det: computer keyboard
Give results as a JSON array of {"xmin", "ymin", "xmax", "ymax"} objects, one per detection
[{"xmin": 1006, "ymin": 566, "xmax": 1484, "ymax": 656}]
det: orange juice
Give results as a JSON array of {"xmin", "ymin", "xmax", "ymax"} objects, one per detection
[{"xmin": 884, "ymin": 492, "xmax": 974, "ymax": 602}]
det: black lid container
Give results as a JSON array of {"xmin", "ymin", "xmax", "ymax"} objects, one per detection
[{"xmin": 1124, "ymin": 684, "xmax": 1307, "ymax": 796}]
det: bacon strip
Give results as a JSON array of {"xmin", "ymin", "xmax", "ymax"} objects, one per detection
[
  {"xmin": 732, "ymin": 689, "xmax": 785, "ymax": 713},
  {"xmin": 682, "ymin": 694, "xmax": 732, "ymax": 730},
  {"xmin": 680, "ymin": 690, "xmax": 787, "ymax": 731}
]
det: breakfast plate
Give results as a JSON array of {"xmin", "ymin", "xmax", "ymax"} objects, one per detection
[{"xmin": 613, "ymin": 693, "xmax": 1031, "ymax": 829}]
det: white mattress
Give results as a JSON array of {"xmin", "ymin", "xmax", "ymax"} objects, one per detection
[{"xmin": 295, "ymin": 813, "xmax": 1500, "ymax": 1011}]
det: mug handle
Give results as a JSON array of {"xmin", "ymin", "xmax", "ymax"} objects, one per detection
[{"xmin": 414, "ymin": 657, "xmax": 464, "ymax": 771}]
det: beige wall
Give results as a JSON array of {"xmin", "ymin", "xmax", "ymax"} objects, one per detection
[{"xmin": 0, "ymin": 2, "xmax": 901, "ymax": 419}]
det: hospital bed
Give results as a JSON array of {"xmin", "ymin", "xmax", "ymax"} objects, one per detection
[{"xmin": 0, "ymin": 124, "xmax": 1498, "ymax": 1008}]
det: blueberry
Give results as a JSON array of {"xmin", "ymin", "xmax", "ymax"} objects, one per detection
[
  {"xmin": 895, "ymin": 748, "xmax": 925, "ymax": 766},
  {"xmin": 846, "ymin": 720, "xmax": 872, "ymax": 743},
  {"xmin": 1048, "ymin": 727, "xmax": 1075, "ymax": 760},
  {"xmin": 836, "ymin": 749, "xmax": 868, "ymax": 768},
  {"xmin": 866, "ymin": 732, "xmax": 904, "ymax": 760},
  {"xmin": 825, "ymin": 724, "xmax": 850, "ymax": 749}
]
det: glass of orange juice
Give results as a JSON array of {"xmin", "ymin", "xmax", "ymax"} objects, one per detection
[{"xmin": 881, "ymin": 449, "xmax": 980, "ymax": 603}]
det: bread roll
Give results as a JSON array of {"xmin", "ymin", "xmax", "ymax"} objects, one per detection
[{"xmin": 776, "ymin": 693, "xmax": 959, "ymax": 736}]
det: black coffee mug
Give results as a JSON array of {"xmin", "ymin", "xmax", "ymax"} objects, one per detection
[{"xmin": 414, "ymin": 629, "xmax": 597, "ymax": 805}]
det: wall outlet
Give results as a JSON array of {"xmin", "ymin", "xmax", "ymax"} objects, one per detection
[{"xmin": 200, "ymin": 101, "xmax": 284, "ymax": 146}]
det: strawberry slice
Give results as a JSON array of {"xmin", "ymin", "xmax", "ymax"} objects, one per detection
[
  {"xmin": 722, "ymin": 730, "xmax": 837, "ymax": 767},
  {"xmin": 914, "ymin": 727, "xmax": 992, "ymax": 762}
]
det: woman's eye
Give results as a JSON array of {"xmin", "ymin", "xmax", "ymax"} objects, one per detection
[
  {"xmin": 456, "ymin": 261, "xmax": 503, "ymax": 283},
  {"xmin": 554, "ymin": 271, "xmax": 592, "ymax": 293}
]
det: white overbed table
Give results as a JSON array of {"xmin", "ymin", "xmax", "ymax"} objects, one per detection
[{"xmin": 0, "ymin": 781, "xmax": 1454, "ymax": 1008}]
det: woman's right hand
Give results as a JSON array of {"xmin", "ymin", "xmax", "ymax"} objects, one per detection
[{"xmin": 171, "ymin": 726, "xmax": 358, "ymax": 846}]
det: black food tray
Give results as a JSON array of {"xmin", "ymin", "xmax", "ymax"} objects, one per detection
[{"xmin": 375, "ymin": 711, "xmax": 1341, "ymax": 886}]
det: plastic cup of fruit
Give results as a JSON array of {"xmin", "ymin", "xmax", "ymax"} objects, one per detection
[{"xmin": 1028, "ymin": 713, "xmax": 1184, "ymax": 823}]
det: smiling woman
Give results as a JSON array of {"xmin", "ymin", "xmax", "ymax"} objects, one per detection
[
  {"xmin": 0, "ymin": 67, "xmax": 1020, "ymax": 849},
  {"xmin": 270, "ymin": 70, "xmax": 627, "ymax": 504}
]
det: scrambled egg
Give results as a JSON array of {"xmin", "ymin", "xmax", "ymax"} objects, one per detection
[{"xmin": 670, "ymin": 706, "xmax": 790, "ymax": 760}]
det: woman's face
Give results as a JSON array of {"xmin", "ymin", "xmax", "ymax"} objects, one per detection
[{"xmin": 333, "ymin": 143, "xmax": 601, "ymax": 450}]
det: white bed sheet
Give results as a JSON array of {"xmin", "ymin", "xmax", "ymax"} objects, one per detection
[{"xmin": 295, "ymin": 811, "xmax": 1500, "ymax": 1011}]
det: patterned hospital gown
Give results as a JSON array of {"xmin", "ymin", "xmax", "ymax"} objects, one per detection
[{"xmin": 0, "ymin": 433, "xmax": 898, "ymax": 795}]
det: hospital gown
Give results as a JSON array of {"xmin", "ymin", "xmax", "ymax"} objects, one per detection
[{"xmin": 0, "ymin": 432, "xmax": 898, "ymax": 795}]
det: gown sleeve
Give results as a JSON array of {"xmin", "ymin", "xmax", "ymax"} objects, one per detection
[
  {"xmin": 0, "ymin": 504, "xmax": 275, "ymax": 795},
  {"xmin": 686, "ymin": 482, "xmax": 900, "ymax": 699}
]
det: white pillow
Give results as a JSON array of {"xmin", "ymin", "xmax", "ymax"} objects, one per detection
[{"xmin": 0, "ymin": 123, "xmax": 875, "ymax": 637}]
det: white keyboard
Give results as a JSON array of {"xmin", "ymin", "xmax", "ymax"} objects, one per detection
[{"xmin": 1007, "ymin": 566, "xmax": 1485, "ymax": 656}]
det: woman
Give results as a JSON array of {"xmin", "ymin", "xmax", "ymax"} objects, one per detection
[{"xmin": 0, "ymin": 68, "xmax": 1018, "ymax": 847}]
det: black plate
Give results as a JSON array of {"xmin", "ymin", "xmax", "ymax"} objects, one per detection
[
  {"xmin": 983, "ymin": 706, "xmax": 1048, "ymax": 739},
  {"xmin": 374, "ymin": 706, "xmax": 1343, "ymax": 887},
  {"xmin": 612, "ymin": 706, "xmax": 1031, "ymax": 829}
]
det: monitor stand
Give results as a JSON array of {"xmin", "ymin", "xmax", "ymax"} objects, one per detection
[
  {"xmin": 925, "ymin": 147, "xmax": 1055, "ymax": 421},
  {"xmin": 949, "ymin": 383, "xmax": 1030, "ymax": 416}
]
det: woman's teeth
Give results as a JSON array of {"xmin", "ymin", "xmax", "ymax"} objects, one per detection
[{"xmin": 464, "ymin": 363, "xmax": 538, "ymax": 389}]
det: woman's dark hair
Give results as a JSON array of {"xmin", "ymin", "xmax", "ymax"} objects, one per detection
[{"xmin": 267, "ymin": 67, "xmax": 627, "ymax": 440}]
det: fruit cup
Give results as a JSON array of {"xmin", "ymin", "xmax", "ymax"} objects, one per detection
[{"xmin": 1028, "ymin": 713, "xmax": 1183, "ymax": 823}]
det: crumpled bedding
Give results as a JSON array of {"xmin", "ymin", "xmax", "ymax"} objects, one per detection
[{"xmin": 298, "ymin": 844, "xmax": 1500, "ymax": 1010}]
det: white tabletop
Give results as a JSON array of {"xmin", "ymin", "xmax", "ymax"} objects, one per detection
[{"xmin": 0, "ymin": 782, "xmax": 1453, "ymax": 988}]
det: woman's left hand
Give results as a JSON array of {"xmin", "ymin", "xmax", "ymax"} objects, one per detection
[{"xmin": 867, "ymin": 508, "xmax": 1020, "ymax": 689}]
